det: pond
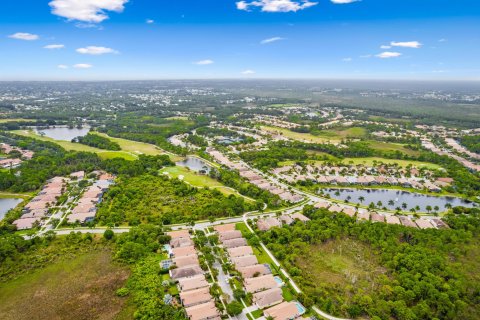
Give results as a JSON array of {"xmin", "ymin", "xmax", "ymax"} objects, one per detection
[
  {"xmin": 35, "ymin": 126, "xmax": 90, "ymax": 141},
  {"xmin": 0, "ymin": 198, "xmax": 23, "ymax": 220},
  {"xmin": 176, "ymin": 156, "xmax": 212, "ymax": 174},
  {"xmin": 319, "ymin": 188, "xmax": 477, "ymax": 212}
]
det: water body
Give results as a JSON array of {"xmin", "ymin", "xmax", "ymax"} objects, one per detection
[
  {"xmin": 0, "ymin": 198, "xmax": 22, "ymax": 220},
  {"xmin": 320, "ymin": 188, "xmax": 477, "ymax": 212},
  {"xmin": 176, "ymin": 156, "xmax": 212, "ymax": 174},
  {"xmin": 35, "ymin": 126, "xmax": 90, "ymax": 141}
]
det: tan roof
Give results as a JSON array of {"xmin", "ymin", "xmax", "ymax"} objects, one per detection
[
  {"xmin": 253, "ymin": 287, "xmax": 283, "ymax": 309},
  {"xmin": 222, "ymin": 238, "xmax": 248, "ymax": 249},
  {"xmin": 416, "ymin": 219, "xmax": 435, "ymax": 229},
  {"xmin": 244, "ymin": 274, "xmax": 277, "ymax": 293},
  {"xmin": 227, "ymin": 246, "xmax": 253, "ymax": 258},
  {"xmin": 314, "ymin": 201, "xmax": 330, "ymax": 209},
  {"xmin": 264, "ymin": 301, "xmax": 301, "ymax": 320},
  {"xmin": 178, "ymin": 275, "xmax": 209, "ymax": 292},
  {"xmin": 232, "ymin": 255, "xmax": 258, "ymax": 268},
  {"xmin": 185, "ymin": 301, "xmax": 220, "ymax": 320},
  {"xmin": 180, "ymin": 287, "xmax": 212, "ymax": 307},
  {"xmin": 219, "ymin": 230, "xmax": 243, "ymax": 241},
  {"xmin": 167, "ymin": 229, "xmax": 190, "ymax": 239},
  {"xmin": 328, "ymin": 205, "xmax": 343, "ymax": 213},
  {"xmin": 213, "ymin": 224, "xmax": 236, "ymax": 233},
  {"xmin": 385, "ymin": 215, "xmax": 401, "ymax": 225},
  {"xmin": 170, "ymin": 265, "xmax": 204, "ymax": 280},
  {"xmin": 174, "ymin": 255, "xmax": 199, "ymax": 268},
  {"xmin": 239, "ymin": 264, "xmax": 270, "ymax": 279},
  {"xmin": 291, "ymin": 213, "xmax": 310, "ymax": 222},
  {"xmin": 172, "ymin": 246, "xmax": 197, "ymax": 257},
  {"xmin": 170, "ymin": 237, "xmax": 194, "ymax": 248},
  {"xmin": 399, "ymin": 216, "xmax": 417, "ymax": 228},
  {"xmin": 370, "ymin": 213, "xmax": 385, "ymax": 223}
]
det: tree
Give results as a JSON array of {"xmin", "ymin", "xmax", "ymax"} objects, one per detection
[
  {"xmin": 226, "ymin": 301, "xmax": 243, "ymax": 315},
  {"xmin": 103, "ymin": 229, "xmax": 114, "ymax": 240}
]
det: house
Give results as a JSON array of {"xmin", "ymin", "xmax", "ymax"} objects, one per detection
[
  {"xmin": 291, "ymin": 213, "xmax": 310, "ymax": 222},
  {"xmin": 239, "ymin": 264, "xmax": 271, "ymax": 279},
  {"xmin": 222, "ymin": 238, "xmax": 248, "ymax": 249},
  {"xmin": 170, "ymin": 237, "xmax": 194, "ymax": 248},
  {"xmin": 167, "ymin": 229, "xmax": 191, "ymax": 239},
  {"xmin": 173, "ymin": 255, "xmax": 199, "ymax": 268},
  {"xmin": 219, "ymin": 230, "xmax": 243, "ymax": 241},
  {"xmin": 264, "ymin": 301, "xmax": 303, "ymax": 320},
  {"xmin": 431, "ymin": 218, "xmax": 449, "ymax": 229},
  {"xmin": 314, "ymin": 201, "xmax": 330, "ymax": 209},
  {"xmin": 70, "ymin": 171, "xmax": 85, "ymax": 179},
  {"xmin": 279, "ymin": 215, "xmax": 294, "ymax": 225},
  {"xmin": 178, "ymin": 275, "xmax": 209, "ymax": 292},
  {"xmin": 170, "ymin": 265, "xmax": 204, "ymax": 280},
  {"xmin": 172, "ymin": 246, "xmax": 197, "ymax": 258},
  {"xmin": 244, "ymin": 274, "xmax": 277, "ymax": 293},
  {"xmin": 415, "ymin": 219, "xmax": 435, "ymax": 229},
  {"xmin": 232, "ymin": 255, "xmax": 258, "ymax": 268},
  {"xmin": 13, "ymin": 217, "xmax": 40, "ymax": 230},
  {"xmin": 328, "ymin": 205, "xmax": 343, "ymax": 213},
  {"xmin": 343, "ymin": 207, "xmax": 356, "ymax": 217},
  {"xmin": 184, "ymin": 301, "xmax": 220, "ymax": 320},
  {"xmin": 370, "ymin": 213, "xmax": 385, "ymax": 223},
  {"xmin": 385, "ymin": 215, "xmax": 401, "ymax": 225},
  {"xmin": 227, "ymin": 246, "xmax": 253, "ymax": 258},
  {"xmin": 213, "ymin": 224, "xmax": 236, "ymax": 233},
  {"xmin": 357, "ymin": 211, "xmax": 370, "ymax": 221},
  {"xmin": 397, "ymin": 178, "xmax": 412, "ymax": 187},
  {"xmin": 180, "ymin": 287, "xmax": 212, "ymax": 307},
  {"xmin": 399, "ymin": 216, "xmax": 417, "ymax": 228},
  {"xmin": 253, "ymin": 287, "xmax": 283, "ymax": 309}
]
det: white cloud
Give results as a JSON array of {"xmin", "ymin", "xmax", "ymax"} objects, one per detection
[
  {"xmin": 8, "ymin": 32, "xmax": 39, "ymax": 41},
  {"xmin": 73, "ymin": 63, "xmax": 93, "ymax": 69},
  {"xmin": 331, "ymin": 0, "xmax": 360, "ymax": 3},
  {"xmin": 380, "ymin": 45, "xmax": 391, "ymax": 49},
  {"xmin": 44, "ymin": 44, "xmax": 65, "ymax": 49},
  {"xmin": 438, "ymin": 38, "xmax": 447, "ymax": 42},
  {"xmin": 146, "ymin": 19, "xmax": 154, "ymax": 24},
  {"xmin": 241, "ymin": 70, "xmax": 256, "ymax": 75},
  {"xmin": 236, "ymin": 0, "xmax": 318, "ymax": 13},
  {"xmin": 260, "ymin": 37, "xmax": 284, "ymax": 44},
  {"xmin": 342, "ymin": 57, "xmax": 352, "ymax": 62},
  {"xmin": 57, "ymin": 64, "xmax": 69, "ymax": 69},
  {"xmin": 49, "ymin": 0, "xmax": 128, "ymax": 23},
  {"xmin": 194, "ymin": 59, "xmax": 214, "ymax": 65},
  {"xmin": 390, "ymin": 41, "xmax": 422, "ymax": 48},
  {"xmin": 76, "ymin": 46, "xmax": 118, "ymax": 55},
  {"xmin": 376, "ymin": 51, "xmax": 402, "ymax": 59}
]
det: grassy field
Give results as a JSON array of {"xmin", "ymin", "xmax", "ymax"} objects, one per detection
[
  {"xmin": 366, "ymin": 140, "xmax": 420, "ymax": 156},
  {"xmin": 11, "ymin": 130, "xmax": 163, "ymax": 161},
  {"xmin": 160, "ymin": 166, "xmax": 251, "ymax": 199},
  {"xmin": 260, "ymin": 126, "xmax": 332, "ymax": 143},
  {"xmin": 279, "ymin": 157, "xmax": 441, "ymax": 170},
  {"xmin": 295, "ymin": 238, "xmax": 387, "ymax": 307},
  {"xmin": 0, "ymin": 118, "xmax": 32, "ymax": 123},
  {"xmin": 0, "ymin": 250, "xmax": 131, "ymax": 320},
  {"xmin": 315, "ymin": 127, "xmax": 367, "ymax": 140}
]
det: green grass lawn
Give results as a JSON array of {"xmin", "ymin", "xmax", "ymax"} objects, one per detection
[
  {"xmin": 366, "ymin": 140, "xmax": 420, "ymax": 156},
  {"xmin": 0, "ymin": 118, "xmax": 32, "ymax": 123},
  {"xmin": 333, "ymin": 157, "xmax": 441, "ymax": 169},
  {"xmin": 0, "ymin": 251, "xmax": 131, "ymax": 320},
  {"xmin": 315, "ymin": 127, "xmax": 367, "ymax": 140},
  {"xmin": 92, "ymin": 132, "xmax": 169, "ymax": 157},
  {"xmin": 282, "ymin": 286, "xmax": 295, "ymax": 301},
  {"xmin": 260, "ymin": 126, "xmax": 332, "ymax": 143}
]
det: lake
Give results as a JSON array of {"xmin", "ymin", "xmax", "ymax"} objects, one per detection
[
  {"xmin": 35, "ymin": 126, "xmax": 90, "ymax": 141},
  {"xmin": 319, "ymin": 188, "xmax": 477, "ymax": 212},
  {"xmin": 176, "ymin": 156, "xmax": 212, "ymax": 174},
  {"xmin": 0, "ymin": 198, "xmax": 23, "ymax": 220}
]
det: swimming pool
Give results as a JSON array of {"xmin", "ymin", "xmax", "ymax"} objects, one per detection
[
  {"xmin": 295, "ymin": 302, "xmax": 306, "ymax": 315},
  {"xmin": 273, "ymin": 276, "xmax": 284, "ymax": 286}
]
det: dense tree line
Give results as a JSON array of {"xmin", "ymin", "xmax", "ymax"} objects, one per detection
[
  {"xmin": 73, "ymin": 133, "xmax": 121, "ymax": 150},
  {"xmin": 209, "ymin": 167, "xmax": 281, "ymax": 208},
  {"xmin": 459, "ymin": 135, "xmax": 480, "ymax": 154},
  {"xmin": 96, "ymin": 174, "xmax": 255, "ymax": 226},
  {"xmin": 259, "ymin": 207, "xmax": 480, "ymax": 319}
]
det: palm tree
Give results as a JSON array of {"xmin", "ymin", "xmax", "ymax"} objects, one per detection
[
  {"xmin": 402, "ymin": 202, "xmax": 408, "ymax": 210},
  {"xmin": 426, "ymin": 205, "xmax": 432, "ymax": 213},
  {"xmin": 388, "ymin": 200, "xmax": 395, "ymax": 206},
  {"xmin": 358, "ymin": 196, "xmax": 365, "ymax": 203}
]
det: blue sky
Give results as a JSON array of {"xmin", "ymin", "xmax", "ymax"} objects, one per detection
[{"xmin": 1, "ymin": 0, "xmax": 479, "ymax": 80}]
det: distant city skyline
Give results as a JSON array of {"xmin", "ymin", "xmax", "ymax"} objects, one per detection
[{"xmin": 1, "ymin": 0, "xmax": 479, "ymax": 80}]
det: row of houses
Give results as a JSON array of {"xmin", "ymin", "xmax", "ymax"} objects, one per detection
[
  {"xmin": 207, "ymin": 148, "xmax": 303, "ymax": 203},
  {"xmin": 0, "ymin": 143, "xmax": 34, "ymax": 168},
  {"xmin": 164, "ymin": 229, "xmax": 221, "ymax": 320},
  {"xmin": 215, "ymin": 224, "xmax": 306, "ymax": 320},
  {"xmin": 67, "ymin": 171, "xmax": 114, "ymax": 224},
  {"xmin": 13, "ymin": 176, "xmax": 68, "ymax": 230},
  {"xmin": 274, "ymin": 165, "xmax": 449, "ymax": 192},
  {"xmin": 422, "ymin": 139, "xmax": 480, "ymax": 172},
  {"xmin": 314, "ymin": 201, "xmax": 448, "ymax": 229},
  {"xmin": 256, "ymin": 213, "xmax": 310, "ymax": 232}
]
